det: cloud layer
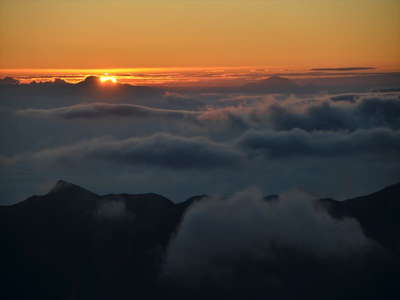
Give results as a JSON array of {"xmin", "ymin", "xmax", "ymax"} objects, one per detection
[
  {"xmin": 1, "ymin": 79, "xmax": 399, "ymax": 203},
  {"xmin": 28, "ymin": 133, "xmax": 244, "ymax": 170},
  {"xmin": 18, "ymin": 103, "xmax": 199, "ymax": 120},
  {"xmin": 238, "ymin": 128, "xmax": 400, "ymax": 159}
]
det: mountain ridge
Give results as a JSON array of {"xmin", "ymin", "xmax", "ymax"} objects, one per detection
[
  {"xmin": 1, "ymin": 180, "xmax": 399, "ymax": 299},
  {"xmin": 3, "ymin": 179, "xmax": 399, "ymax": 254}
]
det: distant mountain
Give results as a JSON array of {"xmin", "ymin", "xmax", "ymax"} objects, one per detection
[
  {"xmin": 0, "ymin": 77, "xmax": 163, "ymax": 109},
  {"xmin": 0, "ymin": 76, "xmax": 19, "ymax": 85},
  {"xmin": 241, "ymin": 76, "xmax": 301, "ymax": 93},
  {"xmin": 1, "ymin": 180, "xmax": 399, "ymax": 299},
  {"xmin": 75, "ymin": 76, "xmax": 162, "ymax": 99}
]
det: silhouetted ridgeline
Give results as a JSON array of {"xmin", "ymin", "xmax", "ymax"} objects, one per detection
[{"xmin": 1, "ymin": 181, "xmax": 399, "ymax": 300}]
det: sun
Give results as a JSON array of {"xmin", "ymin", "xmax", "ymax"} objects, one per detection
[{"xmin": 100, "ymin": 75, "xmax": 117, "ymax": 84}]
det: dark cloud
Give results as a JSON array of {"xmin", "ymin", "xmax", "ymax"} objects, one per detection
[
  {"xmin": 273, "ymin": 96, "xmax": 400, "ymax": 131},
  {"xmin": 30, "ymin": 133, "xmax": 244, "ymax": 170},
  {"xmin": 330, "ymin": 94, "xmax": 358, "ymax": 103},
  {"xmin": 17, "ymin": 103, "xmax": 199, "ymax": 120},
  {"xmin": 200, "ymin": 95, "xmax": 400, "ymax": 131},
  {"xmin": 266, "ymin": 102, "xmax": 356, "ymax": 131},
  {"xmin": 356, "ymin": 97, "xmax": 400, "ymax": 129},
  {"xmin": 237, "ymin": 128, "xmax": 400, "ymax": 159}
]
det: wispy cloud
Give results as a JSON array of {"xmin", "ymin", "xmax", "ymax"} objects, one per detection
[{"xmin": 311, "ymin": 67, "xmax": 375, "ymax": 71}]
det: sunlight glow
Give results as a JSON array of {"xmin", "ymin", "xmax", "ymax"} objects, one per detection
[{"xmin": 100, "ymin": 75, "xmax": 117, "ymax": 84}]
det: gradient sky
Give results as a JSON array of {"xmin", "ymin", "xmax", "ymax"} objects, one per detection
[{"xmin": 1, "ymin": 0, "xmax": 399, "ymax": 69}]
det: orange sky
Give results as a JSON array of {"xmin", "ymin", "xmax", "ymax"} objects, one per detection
[{"xmin": 0, "ymin": 0, "xmax": 399, "ymax": 70}]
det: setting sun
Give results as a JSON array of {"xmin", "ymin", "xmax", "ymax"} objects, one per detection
[{"xmin": 100, "ymin": 75, "xmax": 117, "ymax": 84}]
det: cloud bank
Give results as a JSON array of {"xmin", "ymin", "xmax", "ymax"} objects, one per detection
[
  {"xmin": 238, "ymin": 128, "xmax": 400, "ymax": 159},
  {"xmin": 17, "ymin": 103, "xmax": 199, "ymax": 120},
  {"xmin": 29, "ymin": 133, "xmax": 244, "ymax": 170},
  {"xmin": 162, "ymin": 188, "xmax": 373, "ymax": 289},
  {"xmin": 1, "ymin": 78, "xmax": 400, "ymax": 203}
]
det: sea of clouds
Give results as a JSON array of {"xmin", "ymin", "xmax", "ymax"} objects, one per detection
[{"xmin": 0, "ymin": 78, "xmax": 399, "ymax": 204}]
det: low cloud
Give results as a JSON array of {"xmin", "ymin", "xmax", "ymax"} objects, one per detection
[
  {"xmin": 199, "ymin": 95, "xmax": 400, "ymax": 131},
  {"xmin": 95, "ymin": 198, "xmax": 134, "ymax": 220},
  {"xmin": 17, "ymin": 103, "xmax": 199, "ymax": 120},
  {"xmin": 330, "ymin": 94, "xmax": 359, "ymax": 103},
  {"xmin": 162, "ymin": 188, "xmax": 372, "ymax": 288},
  {"xmin": 30, "ymin": 133, "xmax": 244, "ymax": 170},
  {"xmin": 237, "ymin": 128, "xmax": 400, "ymax": 159}
]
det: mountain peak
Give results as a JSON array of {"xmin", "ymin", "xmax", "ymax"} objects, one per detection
[
  {"xmin": 262, "ymin": 75, "xmax": 297, "ymax": 85},
  {"xmin": 242, "ymin": 75, "xmax": 299, "ymax": 93},
  {"xmin": 49, "ymin": 180, "xmax": 82, "ymax": 194}
]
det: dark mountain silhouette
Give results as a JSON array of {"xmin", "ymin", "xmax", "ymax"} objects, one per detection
[
  {"xmin": 345, "ymin": 183, "xmax": 400, "ymax": 252},
  {"xmin": 0, "ymin": 77, "xmax": 163, "ymax": 109},
  {"xmin": 75, "ymin": 76, "xmax": 162, "ymax": 99},
  {"xmin": 0, "ymin": 76, "xmax": 19, "ymax": 85},
  {"xmin": 1, "ymin": 181, "xmax": 399, "ymax": 299},
  {"xmin": 0, "ymin": 180, "xmax": 186, "ymax": 299},
  {"xmin": 319, "ymin": 182, "xmax": 400, "ymax": 253}
]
